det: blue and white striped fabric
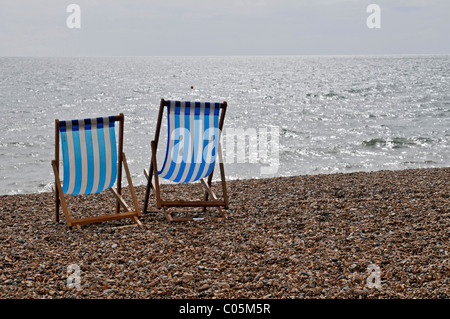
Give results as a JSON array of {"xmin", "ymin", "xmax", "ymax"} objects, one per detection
[
  {"xmin": 59, "ymin": 116, "xmax": 117, "ymax": 195},
  {"xmin": 158, "ymin": 101, "xmax": 221, "ymax": 183}
]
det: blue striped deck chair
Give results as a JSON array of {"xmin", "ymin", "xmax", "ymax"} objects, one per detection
[
  {"xmin": 143, "ymin": 99, "xmax": 229, "ymax": 222},
  {"xmin": 51, "ymin": 113, "xmax": 141, "ymax": 229}
]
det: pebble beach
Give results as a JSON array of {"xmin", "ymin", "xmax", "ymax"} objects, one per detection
[{"xmin": 0, "ymin": 167, "xmax": 448, "ymax": 299}]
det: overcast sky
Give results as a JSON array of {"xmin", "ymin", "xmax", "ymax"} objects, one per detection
[{"xmin": 0, "ymin": 0, "xmax": 449, "ymax": 56}]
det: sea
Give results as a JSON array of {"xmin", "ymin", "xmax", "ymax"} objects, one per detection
[{"xmin": 0, "ymin": 55, "xmax": 449, "ymax": 195}]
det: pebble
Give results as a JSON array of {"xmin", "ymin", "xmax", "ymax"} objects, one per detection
[
  {"xmin": 198, "ymin": 284, "xmax": 210, "ymax": 292},
  {"xmin": 183, "ymin": 272, "xmax": 194, "ymax": 281},
  {"xmin": 0, "ymin": 167, "xmax": 448, "ymax": 299}
]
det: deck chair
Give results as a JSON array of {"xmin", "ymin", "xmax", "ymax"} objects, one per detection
[
  {"xmin": 142, "ymin": 99, "xmax": 229, "ymax": 222},
  {"xmin": 51, "ymin": 113, "xmax": 142, "ymax": 229}
]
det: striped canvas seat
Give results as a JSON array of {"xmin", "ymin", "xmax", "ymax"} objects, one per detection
[
  {"xmin": 158, "ymin": 100, "xmax": 221, "ymax": 183},
  {"xmin": 143, "ymin": 99, "xmax": 229, "ymax": 222},
  {"xmin": 59, "ymin": 116, "xmax": 117, "ymax": 195},
  {"xmin": 52, "ymin": 113, "xmax": 141, "ymax": 229}
]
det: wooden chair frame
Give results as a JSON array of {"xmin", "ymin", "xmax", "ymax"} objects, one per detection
[
  {"xmin": 142, "ymin": 99, "xmax": 229, "ymax": 222},
  {"xmin": 52, "ymin": 113, "xmax": 142, "ymax": 229}
]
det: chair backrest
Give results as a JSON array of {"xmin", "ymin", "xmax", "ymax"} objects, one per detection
[
  {"xmin": 158, "ymin": 100, "xmax": 222, "ymax": 183},
  {"xmin": 59, "ymin": 116, "xmax": 118, "ymax": 195}
]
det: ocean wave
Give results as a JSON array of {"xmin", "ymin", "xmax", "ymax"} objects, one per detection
[{"xmin": 362, "ymin": 137, "xmax": 435, "ymax": 149}]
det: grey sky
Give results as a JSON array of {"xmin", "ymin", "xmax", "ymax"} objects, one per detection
[{"xmin": 0, "ymin": 0, "xmax": 449, "ymax": 56}]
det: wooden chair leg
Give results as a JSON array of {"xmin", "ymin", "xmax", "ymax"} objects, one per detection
[
  {"xmin": 200, "ymin": 178, "xmax": 227, "ymax": 220},
  {"xmin": 151, "ymin": 141, "xmax": 162, "ymax": 208},
  {"xmin": 143, "ymin": 163, "xmax": 153, "ymax": 214},
  {"xmin": 134, "ymin": 217, "xmax": 143, "ymax": 226},
  {"xmin": 110, "ymin": 188, "xmax": 132, "ymax": 212},
  {"xmin": 202, "ymin": 170, "xmax": 215, "ymax": 211},
  {"xmin": 52, "ymin": 185, "xmax": 60, "ymax": 223},
  {"xmin": 162, "ymin": 206, "xmax": 173, "ymax": 222},
  {"xmin": 52, "ymin": 160, "xmax": 73, "ymax": 227},
  {"xmin": 122, "ymin": 152, "xmax": 141, "ymax": 217}
]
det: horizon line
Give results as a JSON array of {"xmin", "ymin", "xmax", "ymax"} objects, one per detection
[{"xmin": 1, "ymin": 53, "xmax": 450, "ymax": 58}]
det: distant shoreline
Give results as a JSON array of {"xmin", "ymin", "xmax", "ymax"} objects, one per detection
[
  {"xmin": 1, "ymin": 166, "xmax": 449, "ymax": 197},
  {"xmin": 1, "ymin": 53, "xmax": 450, "ymax": 58}
]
